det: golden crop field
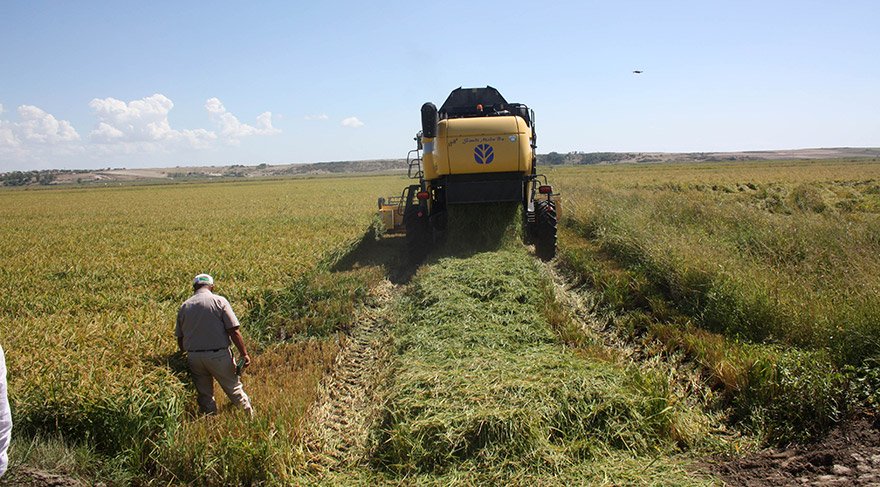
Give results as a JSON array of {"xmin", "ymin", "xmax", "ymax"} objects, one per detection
[{"xmin": 0, "ymin": 175, "xmax": 403, "ymax": 483}]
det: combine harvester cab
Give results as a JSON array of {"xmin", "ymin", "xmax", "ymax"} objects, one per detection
[{"xmin": 380, "ymin": 86, "xmax": 559, "ymax": 260}]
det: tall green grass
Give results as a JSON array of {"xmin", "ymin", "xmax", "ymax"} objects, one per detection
[
  {"xmin": 555, "ymin": 162, "xmax": 880, "ymax": 366},
  {"xmin": 550, "ymin": 160, "xmax": 880, "ymax": 442}
]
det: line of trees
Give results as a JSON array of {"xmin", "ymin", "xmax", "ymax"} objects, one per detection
[{"xmin": 1, "ymin": 170, "xmax": 57, "ymax": 186}]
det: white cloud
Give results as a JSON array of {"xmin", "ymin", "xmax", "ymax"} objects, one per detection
[
  {"xmin": 1, "ymin": 94, "xmax": 282, "ymax": 170},
  {"xmin": 341, "ymin": 116, "xmax": 364, "ymax": 128},
  {"xmin": 0, "ymin": 105, "xmax": 83, "ymax": 169},
  {"xmin": 205, "ymin": 97, "xmax": 280, "ymax": 140},
  {"xmin": 0, "ymin": 105, "xmax": 80, "ymax": 150},
  {"xmin": 304, "ymin": 114, "xmax": 329, "ymax": 121},
  {"xmin": 88, "ymin": 93, "xmax": 215, "ymax": 149},
  {"xmin": 17, "ymin": 105, "xmax": 80, "ymax": 144},
  {"xmin": 0, "ymin": 120, "xmax": 17, "ymax": 148}
]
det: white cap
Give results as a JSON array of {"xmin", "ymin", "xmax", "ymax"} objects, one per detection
[{"xmin": 193, "ymin": 274, "xmax": 214, "ymax": 286}]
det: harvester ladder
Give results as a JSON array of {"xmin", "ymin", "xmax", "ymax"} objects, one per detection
[{"xmin": 407, "ymin": 149, "xmax": 423, "ymax": 180}]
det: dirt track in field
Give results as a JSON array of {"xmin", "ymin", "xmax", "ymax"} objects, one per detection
[
  {"xmin": 302, "ymin": 279, "xmax": 396, "ymax": 473},
  {"xmin": 709, "ymin": 417, "xmax": 880, "ymax": 486},
  {"xmin": 0, "ymin": 468, "xmax": 83, "ymax": 487}
]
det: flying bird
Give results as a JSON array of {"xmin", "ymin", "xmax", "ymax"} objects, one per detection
[{"xmin": 633, "ymin": 70, "xmax": 643, "ymax": 74}]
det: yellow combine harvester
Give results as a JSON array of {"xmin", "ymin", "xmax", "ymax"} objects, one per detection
[{"xmin": 379, "ymin": 86, "xmax": 559, "ymax": 260}]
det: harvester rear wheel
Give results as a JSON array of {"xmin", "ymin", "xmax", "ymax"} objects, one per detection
[{"xmin": 534, "ymin": 199, "xmax": 557, "ymax": 261}]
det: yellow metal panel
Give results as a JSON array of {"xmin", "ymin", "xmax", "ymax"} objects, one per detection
[
  {"xmin": 439, "ymin": 115, "xmax": 529, "ymax": 176},
  {"xmin": 516, "ymin": 116, "xmax": 534, "ymax": 174},
  {"xmin": 435, "ymin": 121, "xmax": 450, "ymax": 176},
  {"xmin": 444, "ymin": 116, "xmax": 523, "ymax": 137}
]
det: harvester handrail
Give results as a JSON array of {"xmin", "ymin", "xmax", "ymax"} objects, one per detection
[{"xmin": 407, "ymin": 149, "xmax": 423, "ymax": 179}]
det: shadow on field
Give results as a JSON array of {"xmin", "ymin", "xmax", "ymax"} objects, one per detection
[
  {"xmin": 331, "ymin": 228, "xmax": 418, "ymax": 285},
  {"xmin": 149, "ymin": 350, "xmax": 191, "ymax": 382},
  {"xmin": 332, "ymin": 203, "xmax": 526, "ymax": 280},
  {"xmin": 433, "ymin": 202, "xmax": 523, "ymax": 260}
]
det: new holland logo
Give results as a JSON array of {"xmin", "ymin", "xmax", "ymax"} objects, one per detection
[{"xmin": 474, "ymin": 144, "xmax": 494, "ymax": 164}]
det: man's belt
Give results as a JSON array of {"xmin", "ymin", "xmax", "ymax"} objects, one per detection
[{"xmin": 187, "ymin": 347, "xmax": 227, "ymax": 353}]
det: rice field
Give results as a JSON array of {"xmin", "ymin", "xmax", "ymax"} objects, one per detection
[
  {"xmin": 2, "ymin": 158, "xmax": 879, "ymax": 484},
  {"xmin": 0, "ymin": 175, "xmax": 402, "ymax": 482}
]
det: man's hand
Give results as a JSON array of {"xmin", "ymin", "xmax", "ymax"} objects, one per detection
[{"xmin": 228, "ymin": 327, "xmax": 251, "ymax": 370}]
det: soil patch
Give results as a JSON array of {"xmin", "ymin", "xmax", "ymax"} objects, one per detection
[
  {"xmin": 0, "ymin": 468, "xmax": 84, "ymax": 487},
  {"xmin": 709, "ymin": 417, "xmax": 880, "ymax": 486}
]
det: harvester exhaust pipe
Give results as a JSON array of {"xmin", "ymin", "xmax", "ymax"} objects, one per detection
[{"xmin": 421, "ymin": 103, "xmax": 438, "ymax": 138}]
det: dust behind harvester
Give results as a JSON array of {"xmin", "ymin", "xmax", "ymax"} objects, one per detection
[{"xmin": 378, "ymin": 86, "xmax": 559, "ymax": 260}]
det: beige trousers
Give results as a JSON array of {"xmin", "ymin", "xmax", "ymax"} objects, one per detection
[{"xmin": 187, "ymin": 349, "xmax": 251, "ymax": 414}]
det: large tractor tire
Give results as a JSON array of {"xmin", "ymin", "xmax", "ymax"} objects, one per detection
[
  {"xmin": 534, "ymin": 199, "xmax": 557, "ymax": 261},
  {"xmin": 404, "ymin": 206, "xmax": 431, "ymax": 262}
]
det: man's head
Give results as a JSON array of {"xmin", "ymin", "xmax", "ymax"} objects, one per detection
[{"xmin": 193, "ymin": 273, "xmax": 214, "ymax": 292}]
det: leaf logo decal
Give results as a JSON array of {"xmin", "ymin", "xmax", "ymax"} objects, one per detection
[{"xmin": 474, "ymin": 144, "xmax": 495, "ymax": 164}]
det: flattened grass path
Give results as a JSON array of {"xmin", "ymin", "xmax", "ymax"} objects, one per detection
[
  {"xmin": 302, "ymin": 279, "xmax": 397, "ymax": 472},
  {"xmin": 350, "ymin": 247, "xmax": 716, "ymax": 485}
]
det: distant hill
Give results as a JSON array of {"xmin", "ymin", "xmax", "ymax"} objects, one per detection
[{"xmin": 3, "ymin": 148, "xmax": 879, "ymax": 187}]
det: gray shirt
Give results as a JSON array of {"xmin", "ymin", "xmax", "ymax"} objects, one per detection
[{"xmin": 175, "ymin": 288, "xmax": 240, "ymax": 352}]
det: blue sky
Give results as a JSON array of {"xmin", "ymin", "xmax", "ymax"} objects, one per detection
[{"xmin": 1, "ymin": 0, "xmax": 878, "ymax": 171}]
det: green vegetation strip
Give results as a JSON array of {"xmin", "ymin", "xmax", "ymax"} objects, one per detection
[
  {"xmin": 558, "ymin": 223, "xmax": 856, "ymax": 444},
  {"xmin": 368, "ymin": 247, "xmax": 713, "ymax": 485}
]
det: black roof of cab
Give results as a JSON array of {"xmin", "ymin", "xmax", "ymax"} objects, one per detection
[
  {"xmin": 439, "ymin": 86, "xmax": 508, "ymax": 118},
  {"xmin": 437, "ymin": 86, "xmax": 531, "ymax": 127}
]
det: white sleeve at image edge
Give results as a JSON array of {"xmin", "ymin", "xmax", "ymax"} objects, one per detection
[{"xmin": 0, "ymin": 345, "xmax": 11, "ymax": 477}]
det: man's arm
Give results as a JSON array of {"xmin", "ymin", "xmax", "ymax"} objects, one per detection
[
  {"xmin": 177, "ymin": 336, "xmax": 184, "ymax": 352},
  {"xmin": 227, "ymin": 327, "xmax": 251, "ymax": 367}
]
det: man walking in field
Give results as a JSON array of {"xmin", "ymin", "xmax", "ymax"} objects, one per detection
[{"xmin": 176, "ymin": 274, "xmax": 253, "ymax": 416}]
